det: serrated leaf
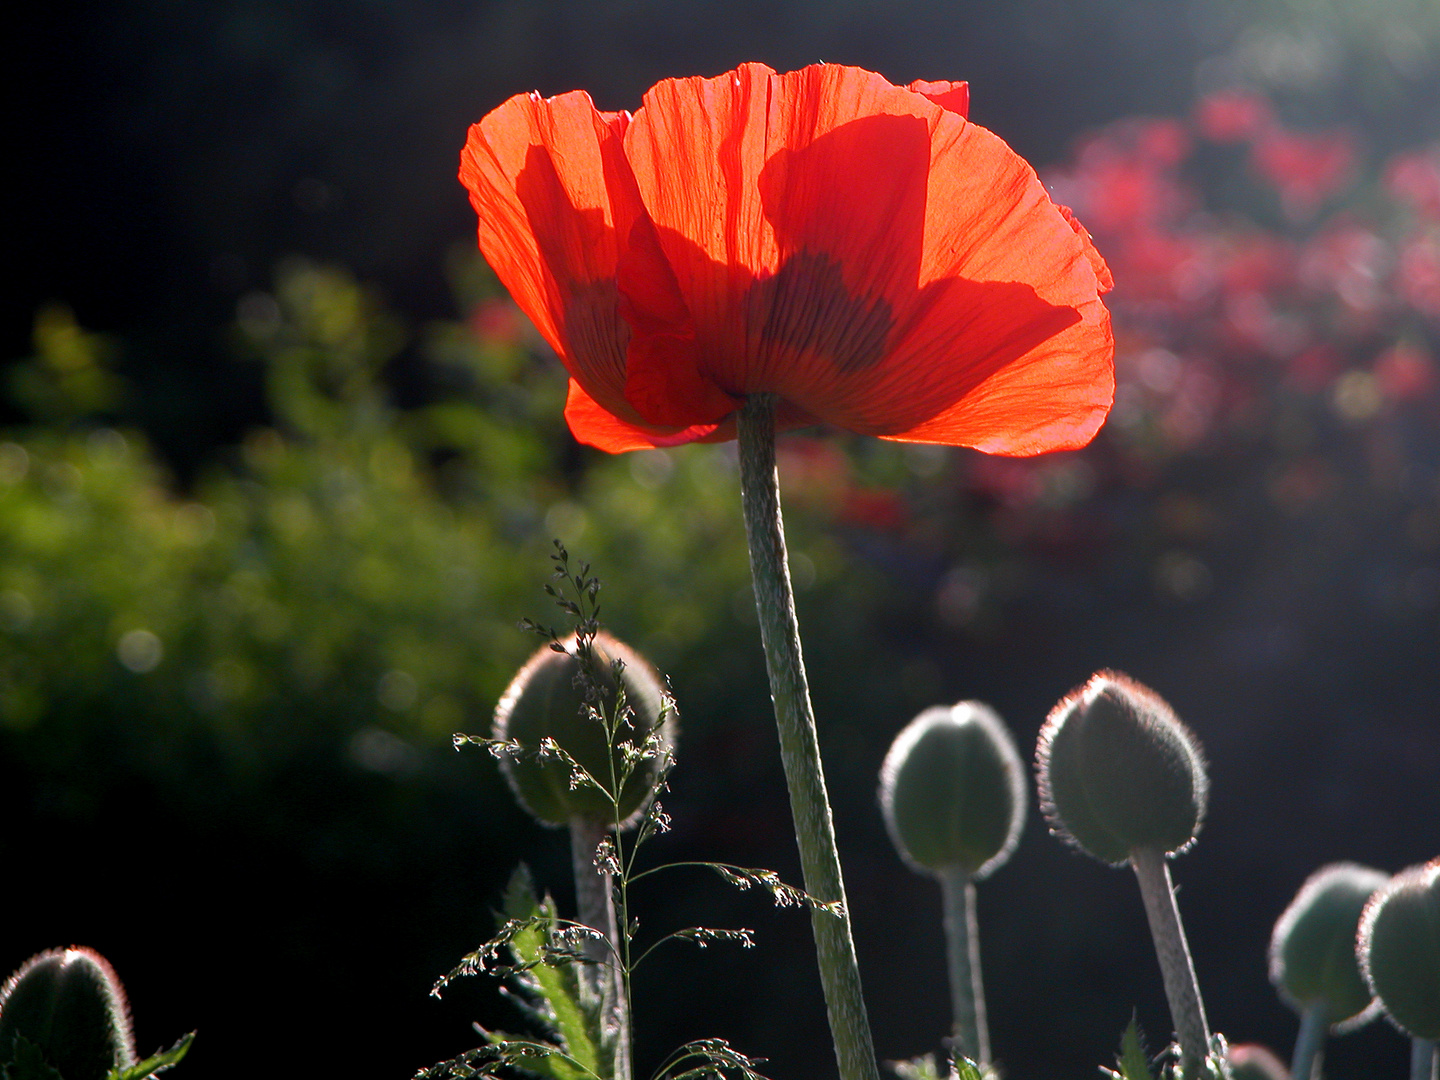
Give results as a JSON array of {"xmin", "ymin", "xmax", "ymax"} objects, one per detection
[
  {"xmin": 107, "ymin": 1032, "xmax": 196, "ymax": 1080},
  {"xmin": 504, "ymin": 902, "xmax": 601, "ymax": 1076},
  {"xmin": 503, "ymin": 865, "xmax": 541, "ymax": 921},
  {"xmin": 1114, "ymin": 1015, "xmax": 1156, "ymax": 1080}
]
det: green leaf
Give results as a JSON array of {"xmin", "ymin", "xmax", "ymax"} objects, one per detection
[
  {"xmin": 500, "ymin": 870, "xmax": 602, "ymax": 1078},
  {"xmin": 1112, "ymin": 1016, "xmax": 1156, "ymax": 1080},
  {"xmin": 107, "ymin": 1032, "xmax": 195, "ymax": 1080}
]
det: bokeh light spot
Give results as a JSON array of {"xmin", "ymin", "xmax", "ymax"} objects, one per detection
[{"xmin": 117, "ymin": 629, "xmax": 164, "ymax": 673}]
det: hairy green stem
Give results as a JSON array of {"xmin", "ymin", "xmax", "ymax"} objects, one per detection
[
  {"xmin": 570, "ymin": 818, "xmax": 631, "ymax": 1080},
  {"xmin": 736, "ymin": 394, "xmax": 879, "ymax": 1080},
  {"xmin": 1413, "ymin": 1039, "xmax": 1437, "ymax": 1080},
  {"xmin": 1290, "ymin": 1003, "xmax": 1326, "ymax": 1080},
  {"xmin": 940, "ymin": 870, "xmax": 989, "ymax": 1067},
  {"xmin": 1130, "ymin": 846, "xmax": 1211, "ymax": 1072}
]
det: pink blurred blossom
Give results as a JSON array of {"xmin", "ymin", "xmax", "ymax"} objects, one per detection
[
  {"xmin": 1395, "ymin": 235, "xmax": 1440, "ymax": 316},
  {"xmin": 1195, "ymin": 91, "xmax": 1274, "ymax": 142},
  {"xmin": 1385, "ymin": 146, "xmax": 1440, "ymax": 220},
  {"xmin": 1252, "ymin": 129, "xmax": 1356, "ymax": 217},
  {"xmin": 1374, "ymin": 343, "xmax": 1435, "ymax": 402}
]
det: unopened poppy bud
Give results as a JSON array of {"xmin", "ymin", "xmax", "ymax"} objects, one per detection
[
  {"xmin": 1227, "ymin": 1044, "xmax": 1290, "ymax": 1080},
  {"xmin": 494, "ymin": 631, "xmax": 674, "ymax": 828},
  {"xmin": 0, "ymin": 947, "xmax": 137, "ymax": 1080},
  {"xmin": 1358, "ymin": 857, "xmax": 1440, "ymax": 1040},
  {"xmin": 1269, "ymin": 862, "xmax": 1388, "ymax": 1029},
  {"xmin": 1036, "ymin": 671, "xmax": 1207, "ymax": 865},
  {"xmin": 879, "ymin": 701, "xmax": 1026, "ymax": 879}
]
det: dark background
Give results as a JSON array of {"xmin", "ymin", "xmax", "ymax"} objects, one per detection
[{"xmin": 5, "ymin": 0, "xmax": 1440, "ymax": 1077}]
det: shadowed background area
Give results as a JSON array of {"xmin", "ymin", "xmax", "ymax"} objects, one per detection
[{"xmin": 4, "ymin": 0, "xmax": 1440, "ymax": 1077}]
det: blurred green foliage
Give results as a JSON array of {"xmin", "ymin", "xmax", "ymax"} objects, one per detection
[{"xmin": 0, "ymin": 255, "xmax": 907, "ymax": 818}]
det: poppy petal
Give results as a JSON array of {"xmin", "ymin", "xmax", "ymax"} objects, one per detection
[
  {"xmin": 564, "ymin": 378, "xmax": 727, "ymax": 452},
  {"xmin": 465, "ymin": 63, "xmax": 1114, "ymax": 454},
  {"xmin": 877, "ymin": 310, "xmax": 1115, "ymax": 453},
  {"xmin": 616, "ymin": 213, "xmax": 741, "ymax": 427},
  {"xmin": 624, "ymin": 63, "xmax": 1112, "ymax": 452},
  {"xmin": 860, "ymin": 121, "xmax": 1115, "ymax": 452},
  {"xmin": 1057, "ymin": 203, "xmax": 1116, "ymax": 293},
  {"xmin": 459, "ymin": 90, "xmax": 640, "ymax": 417},
  {"xmin": 624, "ymin": 64, "xmax": 934, "ymax": 404},
  {"xmin": 619, "ymin": 62, "xmax": 780, "ymax": 421},
  {"xmin": 907, "ymin": 79, "xmax": 970, "ymax": 118}
]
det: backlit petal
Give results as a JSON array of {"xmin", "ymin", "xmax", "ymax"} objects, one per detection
[
  {"xmin": 623, "ymin": 63, "xmax": 1112, "ymax": 452},
  {"xmin": 616, "ymin": 213, "xmax": 740, "ymax": 426},
  {"xmin": 619, "ymin": 63, "xmax": 779, "ymax": 420},
  {"xmin": 1057, "ymin": 204, "xmax": 1116, "ymax": 293},
  {"xmin": 907, "ymin": 79, "xmax": 970, "ymax": 118},
  {"xmin": 464, "ymin": 63, "xmax": 1115, "ymax": 455},
  {"xmin": 459, "ymin": 91, "xmax": 639, "ymax": 418},
  {"xmin": 564, "ymin": 378, "xmax": 726, "ymax": 452}
]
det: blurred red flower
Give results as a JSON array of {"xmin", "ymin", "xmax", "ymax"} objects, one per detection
[
  {"xmin": 1194, "ymin": 91, "xmax": 1273, "ymax": 143},
  {"xmin": 1374, "ymin": 342, "xmax": 1435, "ymax": 402},
  {"xmin": 1396, "ymin": 236, "xmax": 1440, "ymax": 316},
  {"xmin": 1385, "ymin": 146, "xmax": 1440, "ymax": 221},
  {"xmin": 1252, "ymin": 129, "xmax": 1355, "ymax": 216},
  {"xmin": 460, "ymin": 62, "xmax": 1114, "ymax": 454}
]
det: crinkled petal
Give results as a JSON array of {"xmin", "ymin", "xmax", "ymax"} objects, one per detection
[
  {"xmin": 459, "ymin": 91, "xmax": 639, "ymax": 418},
  {"xmin": 617, "ymin": 62, "xmax": 779, "ymax": 425},
  {"xmin": 616, "ymin": 213, "xmax": 740, "ymax": 426},
  {"xmin": 1057, "ymin": 203, "xmax": 1116, "ymax": 293},
  {"xmin": 907, "ymin": 79, "xmax": 970, "ymax": 118},
  {"xmin": 563, "ymin": 379, "xmax": 727, "ymax": 452}
]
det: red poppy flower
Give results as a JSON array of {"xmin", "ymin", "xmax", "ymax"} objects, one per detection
[{"xmin": 460, "ymin": 62, "xmax": 1114, "ymax": 455}]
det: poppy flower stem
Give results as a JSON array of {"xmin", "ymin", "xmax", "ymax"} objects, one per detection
[
  {"xmin": 736, "ymin": 393, "xmax": 880, "ymax": 1080},
  {"xmin": 1289, "ymin": 1002, "xmax": 1325, "ymax": 1080},
  {"xmin": 940, "ymin": 870, "xmax": 989, "ymax": 1068},
  {"xmin": 1131, "ymin": 846, "xmax": 1211, "ymax": 1073},
  {"xmin": 1413, "ymin": 1038, "xmax": 1437, "ymax": 1080},
  {"xmin": 570, "ymin": 819, "xmax": 630, "ymax": 1080}
]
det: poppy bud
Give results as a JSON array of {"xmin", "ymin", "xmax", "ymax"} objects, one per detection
[
  {"xmin": 1036, "ymin": 671, "xmax": 1207, "ymax": 866},
  {"xmin": 879, "ymin": 701, "xmax": 1026, "ymax": 879},
  {"xmin": 494, "ymin": 631, "xmax": 674, "ymax": 828},
  {"xmin": 0, "ymin": 946, "xmax": 137, "ymax": 1080},
  {"xmin": 1269, "ymin": 862, "xmax": 1388, "ymax": 1029},
  {"xmin": 1358, "ymin": 857, "xmax": 1440, "ymax": 1040}
]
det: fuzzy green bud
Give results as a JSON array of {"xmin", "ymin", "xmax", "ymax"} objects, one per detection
[
  {"xmin": 879, "ymin": 701, "xmax": 1026, "ymax": 879},
  {"xmin": 1359, "ymin": 857, "xmax": 1440, "ymax": 1039},
  {"xmin": 0, "ymin": 947, "xmax": 137, "ymax": 1080},
  {"xmin": 1036, "ymin": 671, "xmax": 1207, "ymax": 866},
  {"xmin": 494, "ymin": 631, "xmax": 674, "ymax": 828},
  {"xmin": 1269, "ymin": 862, "xmax": 1388, "ymax": 1029}
]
